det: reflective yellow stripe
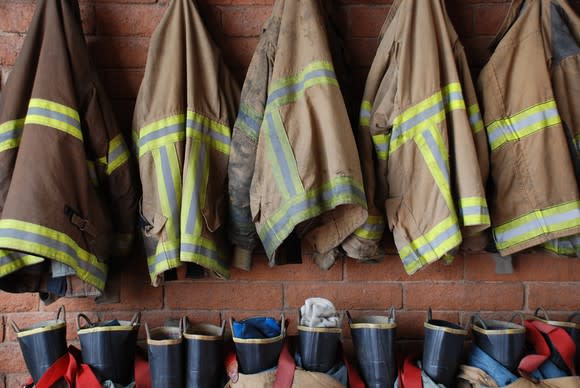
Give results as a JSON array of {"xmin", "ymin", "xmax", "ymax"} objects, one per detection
[
  {"xmin": 266, "ymin": 61, "xmax": 338, "ymax": 110},
  {"xmin": 372, "ymin": 133, "xmax": 391, "ymax": 160},
  {"xmin": 354, "ymin": 215, "xmax": 385, "ymax": 240},
  {"xmin": 574, "ymin": 133, "xmax": 580, "ymax": 157},
  {"xmin": 186, "ymin": 111, "xmax": 231, "ymax": 155},
  {"xmin": 542, "ymin": 235, "xmax": 580, "ymax": 256},
  {"xmin": 0, "ymin": 251, "xmax": 44, "ymax": 277},
  {"xmin": 468, "ymin": 104, "xmax": 484, "ymax": 134},
  {"xmin": 494, "ymin": 201, "xmax": 580, "ymax": 251},
  {"xmin": 399, "ymin": 215, "xmax": 462, "ymax": 274},
  {"xmin": 486, "ymin": 100, "xmax": 560, "ymax": 151},
  {"xmin": 458, "ymin": 196, "xmax": 490, "ymax": 226},
  {"xmin": 105, "ymin": 134, "xmax": 130, "ymax": 175},
  {"xmin": 0, "ymin": 118, "xmax": 24, "ymax": 152},
  {"xmin": 360, "ymin": 100, "xmax": 373, "ymax": 127},
  {"xmin": 26, "ymin": 98, "xmax": 83, "ymax": 141},
  {"xmin": 0, "ymin": 219, "xmax": 107, "ymax": 290}
]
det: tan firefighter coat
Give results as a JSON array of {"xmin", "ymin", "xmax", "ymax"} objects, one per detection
[
  {"xmin": 343, "ymin": 0, "xmax": 490, "ymax": 274},
  {"xmin": 133, "ymin": 0, "xmax": 240, "ymax": 285},
  {"xmin": 477, "ymin": 0, "xmax": 580, "ymax": 257},
  {"xmin": 227, "ymin": 0, "xmax": 367, "ymax": 271},
  {"xmin": 0, "ymin": 0, "xmax": 138, "ymax": 295}
]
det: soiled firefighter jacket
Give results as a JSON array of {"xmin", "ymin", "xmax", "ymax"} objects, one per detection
[
  {"xmin": 228, "ymin": 0, "xmax": 367, "ymax": 270},
  {"xmin": 133, "ymin": 0, "xmax": 240, "ymax": 285},
  {"xmin": 343, "ymin": 0, "xmax": 490, "ymax": 274},
  {"xmin": 477, "ymin": 0, "xmax": 580, "ymax": 257},
  {"xmin": 0, "ymin": 0, "xmax": 138, "ymax": 295}
]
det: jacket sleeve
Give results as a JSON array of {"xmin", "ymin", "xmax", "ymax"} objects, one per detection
[
  {"xmin": 83, "ymin": 81, "xmax": 139, "ymax": 259},
  {"xmin": 451, "ymin": 42, "xmax": 490, "ymax": 238},
  {"xmin": 228, "ymin": 37, "xmax": 275, "ymax": 270}
]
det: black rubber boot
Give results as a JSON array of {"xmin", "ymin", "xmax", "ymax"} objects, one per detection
[
  {"xmin": 422, "ymin": 308, "xmax": 467, "ymax": 387},
  {"xmin": 77, "ymin": 312, "xmax": 140, "ymax": 385},
  {"xmin": 146, "ymin": 323, "xmax": 183, "ymax": 388},
  {"xmin": 348, "ymin": 307, "xmax": 397, "ymax": 388},
  {"xmin": 11, "ymin": 305, "xmax": 67, "ymax": 383},
  {"xmin": 471, "ymin": 313, "xmax": 525, "ymax": 372},
  {"xmin": 297, "ymin": 325, "xmax": 341, "ymax": 372},
  {"xmin": 231, "ymin": 315, "xmax": 286, "ymax": 375},
  {"xmin": 184, "ymin": 319, "xmax": 225, "ymax": 388}
]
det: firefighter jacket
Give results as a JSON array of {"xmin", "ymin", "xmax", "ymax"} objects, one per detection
[
  {"xmin": 477, "ymin": 0, "xmax": 580, "ymax": 257},
  {"xmin": 344, "ymin": 0, "xmax": 490, "ymax": 274},
  {"xmin": 0, "ymin": 0, "xmax": 138, "ymax": 295},
  {"xmin": 133, "ymin": 0, "xmax": 240, "ymax": 285},
  {"xmin": 228, "ymin": 0, "xmax": 367, "ymax": 271}
]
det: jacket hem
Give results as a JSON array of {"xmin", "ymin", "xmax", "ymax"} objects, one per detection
[{"xmin": 497, "ymin": 226, "xmax": 580, "ymax": 256}]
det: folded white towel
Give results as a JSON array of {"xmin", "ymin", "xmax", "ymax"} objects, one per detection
[{"xmin": 300, "ymin": 297, "xmax": 340, "ymax": 328}]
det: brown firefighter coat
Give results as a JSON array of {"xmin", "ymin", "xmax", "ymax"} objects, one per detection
[
  {"xmin": 477, "ymin": 0, "xmax": 580, "ymax": 257},
  {"xmin": 227, "ymin": 0, "xmax": 367, "ymax": 271},
  {"xmin": 0, "ymin": 0, "xmax": 138, "ymax": 296},
  {"xmin": 133, "ymin": 0, "xmax": 240, "ymax": 285},
  {"xmin": 343, "ymin": 0, "xmax": 490, "ymax": 274}
]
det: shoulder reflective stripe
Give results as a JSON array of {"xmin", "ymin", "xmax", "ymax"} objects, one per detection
[
  {"xmin": 182, "ymin": 139, "xmax": 208, "ymax": 236},
  {"xmin": 152, "ymin": 147, "xmax": 181, "ymax": 245},
  {"xmin": 354, "ymin": 215, "xmax": 385, "ymax": 240},
  {"xmin": 235, "ymin": 104, "xmax": 263, "ymax": 140},
  {"xmin": 138, "ymin": 114, "xmax": 186, "ymax": 156},
  {"xmin": 468, "ymin": 104, "xmax": 484, "ymax": 134},
  {"xmin": 486, "ymin": 100, "xmax": 560, "ymax": 151},
  {"xmin": 414, "ymin": 127, "xmax": 454, "ymax": 212},
  {"xmin": 26, "ymin": 99, "xmax": 83, "ymax": 141},
  {"xmin": 543, "ymin": 235, "xmax": 580, "ymax": 256},
  {"xmin": 266, "ymin": 61, "xmax": 338, "ymax": 109},
  {"xmin": 459, "ymin": 197, "xmax": 490, "ymax": 226},
  {"xmin": 258, "ymin": 176, "xmax": 366, "ymax": 258},
  {"xmin": 399, "ymin": 215, "xmax": 462, "ymax": 274},
  {"xmin": 359, "ymin": 100, "xmax": 373, "ymax": 127},
  {"xmin": 186, "ymin": 111, "xmax": 231, "ymax": 155},
  {"xmin": 390, "ymin": 83, "xmax": 464, "ymax": 153},
  {"xmin": 264, "ymin": 110, "xmax": 304, "ymax": 199},
  {"xmin": 0, "ymin": 251, "xmax": 44, "ymax": 277},
  {"xmin": 105, "ymin": 134, "xmax": 130, "ymax": 175},
  {"xmin": 0, "ymin": 119, "xmax": 24, "ymax": 152},
  {"xmin": 494, "ymin": 201, "xmax": 580, "ymax": 250},
  {"xmin": 87, "ymin": 160, "xmax": 99, "ymax": 187},
  {"xmin": 138, "ymin": 112, "xmax": 231, "ymax": 156},
  {"xmin": 0, "ymin": 219, "xmax": 107, "ymax": 290}
]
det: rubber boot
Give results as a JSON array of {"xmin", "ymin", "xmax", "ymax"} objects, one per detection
[
  {"xmin": 11, "ymin": 305, "xmax": 67, "ymax": 383},
  {"xmin": 471, "ymin": 313, "xmax": 525, "ymax": 372},
  {"xmin": 77, "ymin": 312, "xmax": 140, "ymax": 384},
  {"xmin": 297, "ymin": 325, "xmax": 341, "ymax": 372},
  {"xmin": 535, "ymin": 308, "xmax": 579, "ymax": 374},
  {"xmin": 422, "ymin": 308, "xmax": 467, "ymax": 386},
  {"xmin": 184, "ymin": 318, "xmax": 225, "ymax": 388},
  {"xmin": 231, "ymin": 315, "xmax": 286, "ymax": 374},
  {"xmin": 146, "ymin": 323, "xmax": 183, "ymax": 388},
  {"xmin": 348, "ymin": 307, "xmax": 397, "ymax": 388}
]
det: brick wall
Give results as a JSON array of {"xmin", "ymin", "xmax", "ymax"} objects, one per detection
[{"xmin": 1, "ymin": 0, "xmax": 580, "ymax": 386}]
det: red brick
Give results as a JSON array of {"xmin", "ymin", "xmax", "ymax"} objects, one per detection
[
  {"xmin": 94, "ymin": 4, "xmax": 166, "ymax": 36},
  {"xmin": 349, "ymin": 6, "xmax": 390, "ymax": 38},
  {"xmin": 219, "ymin": 37, "xmax": 259, "ymax": 68},
  {"xmin": 474, "ymin": 4, "xmax": 510, "ymax": 36},
  {"xmin": 396, "ymin": 311, "xmax": 460, "ymax": 339},
  {"xmin": 0, "ymin": 34, "xmax": 24, "ymax": 66},
  {"xmin": 0, "ymin": 292, "xmax": 38, "ymax": 314},
  {"xmin": 0, "ymin": 342, "xmax": 27, "ymax": 373},
  {"xmin": 87, "ymin": 36, "xmax": 150, "ymax": 69},
  {"xmin": 221, "ymin": 6, "xmax": 271, "ymax": 37},
  {"xmin": 231, "ymin": 255, "xmax": 343, "ymax": 281},
  {"xmin": 285, "ymin": 282, "xmax": 402, "ymax": 310},
  {"xmin": 6, "ymin": 374, "xmax": 29, "ymax": 388},
  {"xmin": 166, "ymin": 282, "xmax": 283, "ymax": 310},
  {"xmin": 0, "ymin": 3, "xmax": 35, "ymax": 34},
  {"xmin": 345, "ymin": 37, "xmax": 378, "ymax": 66},
  {"xmin": 5, "ymin": 311, "xmax": 98, "ymax": 342},
  {"xmin": 465, "ymin": 252, "xmax": 580, "ymax": 282},
  {"xmin": 346, "ymin": 254, "xmax": 464, "ymax": 281},
  {"xmin": 527, "ymin": 283, "xmax": 580, "ymax": 311},
  {"xmin": 405, "ymin": 282, "xmax": 524, "ymax": 311}
]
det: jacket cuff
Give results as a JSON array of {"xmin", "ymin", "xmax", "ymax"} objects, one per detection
[{"xmin": 232, "ymin": 247, "xmax": 254, "ymax": 271}]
